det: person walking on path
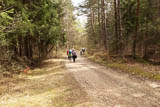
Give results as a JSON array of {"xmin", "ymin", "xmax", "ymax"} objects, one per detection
[
  {"xmin": 67, "ymin": 48, "xmax": 72, "ymax": 60},
  {"xmin": 72, "ymin": 49, "xmax": 77, "ymax": 63},
  {"xmin": 82, "ymin": 48, "xmax": 86, "ymax": 55},
  {"xmin": 67, "ymin": 49, "xmax": 69, "ymax": 56}
]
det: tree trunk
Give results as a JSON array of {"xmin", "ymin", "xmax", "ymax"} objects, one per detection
[
  {"xmin": 29, "ymin": 35, "xmax": 33, "ymax": 58},
  {"xmin": 98, "ymin": 0, "xmax": 101, "ymax": 43},
  {"xmin": 101, "ymin": 0, "xmax": 107, "ymax": 49},
  {"xmin": 143, "ymin": 43, "xmax": 148, "ymax": 60},
  {"xmin": 114, "ymin": 0, "xmax": 119, "ymax": 53},
  {"xmin": 90, "ymin": 7, "xmax": 96, "ymax": 44},
  {"xmin": 24, "ymin": 36, "xmax": 29, "ymax": 58},
  {"xmin": 117, "ymin": 0, "xmax": 122, "ymax": 53},
  {"xmin": 132, "ymin": 0, "xmax": 140, "ymax": 57},
  {"xmin": 159, "ymin": 0, "xmax": 160, "ymax": 16},
  {"xmin": 18, "ymin": 36, "xmax": 22, "ymax": 56}
]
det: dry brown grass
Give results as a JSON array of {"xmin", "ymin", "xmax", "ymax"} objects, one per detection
[{"xmin": 0, "ymin": 56, "xmax": 89, "ymax": 107}]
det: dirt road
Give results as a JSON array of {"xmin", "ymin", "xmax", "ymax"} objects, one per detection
[
  {"xmin": 1, "ymin": 56, "xmax": 160, "ymax": 107},
  {"xmin": 66, "ymin": 56, "xmax": 160, "ymax": 107}
]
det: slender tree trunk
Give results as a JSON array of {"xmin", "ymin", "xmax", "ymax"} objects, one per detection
[
  {"xmin": 117, "ymin": 0, "xmax": 122, "ymax": 52},
  {"xmin": 114, "ymin": 0, "xmax": 119, "ymax": 53},
  {"xmin": 38, "ymin": 38, "xmax": 41, "ymax": 59},
  {"xmin": 90, "ymin": 8, "xmax": 96, "ymax": 44},
  {"xmin": 14, "ymin": 46, "xmax": 17, "ymax": 56},
  {"xmin": 29, "ymin": 35, "xmax": 33, "ymax": 58},
  {"xmin": 24, "ymin": 36, "xmax": 29, "ymax": 58},
  {"xmin": 90, "ymin": 8, "xmax": 95, "ymax": 35},
  {"xmin": 143, "ymin": 38, "xmax": 148, "ymax": 60},
  {"xmin": 18, "ymin": 36, "xmax": 22, "ymax": 56},
  {"xmin": 159, "ymin": 0, "xmax": 160, "ymax": 16},
  {"xmin": 98, "ymin": 0, "xmax": 103, "ymax": 45},
  {"xmin": 117, "ymin": 0, "xmax": 121, "ymax": 37},
  {"xmin": 101, "ymin": 0, "xmax": 107, "ymax": 49},
  {"xmin": 56, "ymin": 43, "xmax": 58, "ymax": 57},
  {"xmin": 132, "ymin": 0, "xmax": 140, "ymax": 57},
  {"xmin": 98, "ymin": 3, "xmax": 101, "ymax": 43}
]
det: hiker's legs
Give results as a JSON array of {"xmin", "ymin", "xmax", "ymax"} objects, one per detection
[
  {"xmin": 73, "ymin": 57, "xmax": 75, "ymax": 62},
  {"xmin": 68, "ymin": 54, "xmax": 72, "ymax": 60},
  {"xmin": 82, "ymin": 50, "xmax": 85, "ymax": 55},
  {"xmin": 80, "ymin": 51, "xmax": 82, "ymax": 56}
]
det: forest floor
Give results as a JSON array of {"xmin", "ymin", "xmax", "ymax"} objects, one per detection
[{"xmin": 0, "ymin": 53, "xmax": 160, "ymax": 107}]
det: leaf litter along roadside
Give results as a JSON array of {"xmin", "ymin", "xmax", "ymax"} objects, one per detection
[
  {"xmin": 85, "ymin": 52, "xmax": 160, "ymax": 81},
  {"xmin": 0, "ymin": 56, "xmax": 90, "ymax": 107}
]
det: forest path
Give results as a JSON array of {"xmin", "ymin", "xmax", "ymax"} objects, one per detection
[
  {"xmin": 66, "ymin": 55, "xmax": 160, "ymax": 107},
  {"xmin": 1, "ymin": 55, "xmax": 160, "ymax": 107}
]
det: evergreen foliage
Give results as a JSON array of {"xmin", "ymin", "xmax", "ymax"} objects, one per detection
[{"xmin": 0, "ymin": 0, "xmax": 65, "ymax": 59}]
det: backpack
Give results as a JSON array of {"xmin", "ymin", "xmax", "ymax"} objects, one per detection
[
  {"xmin": 72, "ymin": 51, "xmax": 77, "ymax": 56},
  {"xmin": 69, "ymin": 50, "xmax": 72, "ymax": 54}
]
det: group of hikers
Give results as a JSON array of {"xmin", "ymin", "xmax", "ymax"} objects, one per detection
[
  {"xmin": 67, "ymin": 48, "xmax": 77, "ymax": 62},
  {"xmin": 67, "ymin": 48, "xmax": 86, "ymax": 62}
]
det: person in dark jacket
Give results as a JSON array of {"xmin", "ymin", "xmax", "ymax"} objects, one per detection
[{"xmin": 72, "ymin": 49, "xmax": 77, "ymax": 62}]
